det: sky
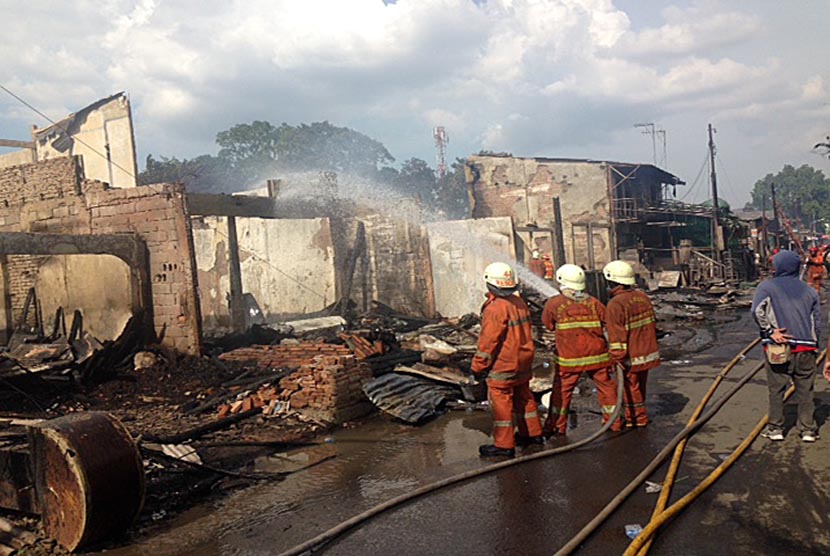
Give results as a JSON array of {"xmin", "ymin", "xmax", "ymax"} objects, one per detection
[{"xmin": 1, "ymin": 0, "xmax": 829, "ymax": 207}]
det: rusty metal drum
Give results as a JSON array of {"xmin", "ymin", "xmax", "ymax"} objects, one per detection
[{"xmin": 28, "ymin": 412, "xmax": 144, "ymax": 550}]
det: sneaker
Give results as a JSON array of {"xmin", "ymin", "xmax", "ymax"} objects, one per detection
[
  {"xmin": 478, "ymin": 444, "xmax": 515, "ymax": 458},
  {"xmin": 761, "ymin": 426, "xmax": 784, "ymax": 441},
  {"xmin": 800, "ymin": 431, "xmax": 819, "ymax": 443}
]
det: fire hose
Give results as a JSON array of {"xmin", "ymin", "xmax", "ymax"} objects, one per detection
[
  {"xmin": 553, "ymin": 345, "xmax": 826, "ymax": 556},
  {"xmin": 627, "ymin": 349, "xmax": 826, "ymax": 556},
  {"xmin": 276, "ymin": 366, "xmax": 625, "ymax": 556}
]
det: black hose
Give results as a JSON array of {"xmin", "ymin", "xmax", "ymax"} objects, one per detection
[
  {"xmin": 552, "ymin": 359, "xmax": 766, "ymax": 556},
  {"xmin": 276, "ymin": 367, "xmax": 626, "ymax": 556}
]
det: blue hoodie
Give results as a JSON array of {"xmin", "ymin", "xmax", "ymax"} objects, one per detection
[{"xmin": 751, "ymin": 250, "xmax": 820, "ymax": 348}]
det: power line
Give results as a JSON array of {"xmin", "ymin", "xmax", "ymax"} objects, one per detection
[
  {"xmin": 678, "ymin": 150, "xmax": 710, "ymax": 202},
  {"xmin": 0, "ymin": 84, "xmax": 137, "ymax": 179}
]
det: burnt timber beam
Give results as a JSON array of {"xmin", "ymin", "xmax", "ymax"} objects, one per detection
[
  {"xmin": 0, "ymin": 139, "xmax": 34, "ymax": 150},
  {"xmin": 186, "ymin": 193, "xmax": 277, "ymax": 218}
]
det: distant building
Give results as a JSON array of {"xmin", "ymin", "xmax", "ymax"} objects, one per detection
[{"xmin": 465, "ymin": 154, "xmax": 714, "ymax": 270}]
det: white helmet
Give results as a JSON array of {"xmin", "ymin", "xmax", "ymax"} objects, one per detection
[
  {"xmin": 603, "ymin": 260, "xmax": 636, "ymax": 286},
  {"xmin": 484, "ymin": 262, "xmax": 518, "ymax": 289},
  {"xmin": 532, "ymin": 249, "xmax": 541, "ymax": 260},
  {"xmin": 556, "ymin": 264, "xmax": 586, "ymax": 291}
]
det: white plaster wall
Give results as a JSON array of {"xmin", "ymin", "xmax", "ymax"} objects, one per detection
[
  {"xmin": 192, "ymin": 216, "xmax": 231, "ymax": 333},
  {"xmin": 237, "ymin": 217, "xmax": 336, "ymax": 318},
  {"xmin": 426, "ymin": 217, "xmax": 516, "ymax": 317},
  {"xmin": 0, "ymin": 149, "xmax": 35, "ymax": 169},
  {"xmin": 35, "ymin": 254, "xmax": 133, "ymax": 341},
  {"xmin": 36, "ymin": 95, "xmax": 137, "ymax": 188}
]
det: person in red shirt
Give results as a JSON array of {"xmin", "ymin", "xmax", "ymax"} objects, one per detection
[
  {"xmin": 541, "ymin": 264, "xmax": 620, "ymax": 436},
  {"xmin": 603, "ymin": 260, "xmax": 661, "ymax": 427},
  {"xmin": 472, "ymin": 262, "xmax": 542, "ymax": 457},
  {"xmin": 542, "ymin": 254, "xmax": 555, "ymax": 281}
]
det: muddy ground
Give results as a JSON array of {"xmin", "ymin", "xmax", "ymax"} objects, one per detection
[{"xmin": 7, "ymin": 295, "xmax": 830, "ymax": 556}]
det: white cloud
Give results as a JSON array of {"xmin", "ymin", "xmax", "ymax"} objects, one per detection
[{"xmin": 0, "ymin": 0, "xmax": 827, "ymax": 205}]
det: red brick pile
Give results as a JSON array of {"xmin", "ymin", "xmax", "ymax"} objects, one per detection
[
  {"xmin": 218, "ymin": 341, "xmax": 352, "ymax": 369},
  {"xmin": 278, "ymin": 354, "xmax": 372, "ymax": 422},
  {"xmin": 217, "ymin": 343, "xmax": 374, "ymax": 423}
]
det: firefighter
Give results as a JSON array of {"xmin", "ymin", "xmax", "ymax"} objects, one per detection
[
  {"xmin": 806, "ymin": 246, "xmax": 825, "ymax": 295},
  {"xmin": 472, "ymin": 262, "xmax": 543, "ymax": 457},
  {"xmin": 541, "ymin": 264, "xmax": 620, "ymax": 436},
  {"xmin": 529, "ymin": 249, "xmax": 546, "ymax": 279},
  {"xmin": 542, "ymin": 254, "xmax": 555, "ymax": 281},
  {"xmin": 603, "ymin": 260, "xmax": 661, "ymax": 427}
]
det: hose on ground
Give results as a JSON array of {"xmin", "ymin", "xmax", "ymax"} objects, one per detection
[
  {"xmin": 628, "ymin": 349, "xmax": 826, "ymax": 555},
  {"xmin": 276, "ymin": 366, "xmax": 625, "ymax": 556},
  {"xmin": 552, "ymin": 355, "xmax": 768, "ymax": 556},
  {"xmin": 634, "ymin": 337, "xmax": 760, "ymax": 556}
]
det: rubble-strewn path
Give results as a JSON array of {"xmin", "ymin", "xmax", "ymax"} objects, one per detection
[{"xmin": 98, "ymin": 311, "xmax": 830, "ymax": 556}]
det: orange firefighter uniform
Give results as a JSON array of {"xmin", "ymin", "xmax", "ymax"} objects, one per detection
[
  {"xmin": 541, "ymin": 291, "xmax": 619, "ymax": 434},
  {"xmin": 606, "ymin": 286, "xmax": 661, "ymax": 426},
  {"xmin": 472, "ymin": 292, "xmax": 542, "ymax": 449},
  {"xmin": 542, "ymin": 255, "xmax": 555, "ymax": 280},
  {"xmin": 529, "ymin": 258, "xmax": 546, "ymax": 279},
  {"xmin": 807, "ymin": 248, "xmax": 825, "ymax": 295}
]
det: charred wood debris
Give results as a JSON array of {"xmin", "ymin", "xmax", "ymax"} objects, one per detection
[{"xmin": 0, "ymin": 285, "xmax": 751, "ymax": 552}]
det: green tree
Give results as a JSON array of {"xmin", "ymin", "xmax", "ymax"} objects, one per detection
[
  {"xmin": 138, "ymin": 154, "xmax": 233, "ymax": 193},
  {"xmin": 749, "ymin": 164, "xmax": 830, "ymax": 226},
  {"xmin": 393, "ymin": 158, "xmax": 436, "ymax": 201},
  {"xmin": 216, "ymin": 120, "xmax": 394, "ymax": 181},
  {"xmin": 435, "ymin": 158, "xmax": 471, "ymax": 219}
]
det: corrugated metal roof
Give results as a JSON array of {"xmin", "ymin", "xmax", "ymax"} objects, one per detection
[{"xmin": 362, "ymin": 373, "xmax": 459, "ymax": 425}]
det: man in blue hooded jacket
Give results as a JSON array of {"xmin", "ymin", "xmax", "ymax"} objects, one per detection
[{"xmin": 751, "ymin": 250, "xmax": 820, "ymax": 442}]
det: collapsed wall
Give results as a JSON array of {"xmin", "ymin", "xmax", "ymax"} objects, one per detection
[{"xmin": 0, "ymin": 156, "xmax": 202, "ymax": 353}]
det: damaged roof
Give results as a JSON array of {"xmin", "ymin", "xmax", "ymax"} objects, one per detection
[
  {"xmin": 468, "ymin": 153, "xmax": 685, "ymax": 186},
  {"xmin": 33, "ymin": 92, "xmax": 127, "ymax": 152}
]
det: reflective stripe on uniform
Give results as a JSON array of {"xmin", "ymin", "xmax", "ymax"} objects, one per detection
[
  {"xmin": 508, "ymin": 316, "xmax": 532, "ymax": 327},
  {"xmin": 550, "ymin": 407, "xmax": 567, "ymax": 415},
  {"xmin": 555, "ymin": 353, "xmax": 611, "ymax": 367},
  {"xmin": 524, "ymin": 411, "xmax": 538, "ymax": 419},
  {"xmin": 488, "ymin": 370, "xmax": 531, "ymax": 382},
  {"xmin": 626, "ymin": 315, "xmax": 655, "ymax": 330},
  {"xmin": 493, "ymin": 420, "xmax": 514, "ymax": 428},
  {"xmin": 475, "ymin": 350, "xmax": 492, "ymax": 360},
  {"xmin": 631, "ymin": 351, "xmax": 660, "ymax": 366},
  {"xmin": 609, "ymin": 342, "xmax": 627, "ymax": 351},
  {"xmin": 601, "ymin": 405, "xmax": 617, "ymax": 414},
  {"xmin": 557, "ymin": 320, "xmax": 603, "ymax": 331}
]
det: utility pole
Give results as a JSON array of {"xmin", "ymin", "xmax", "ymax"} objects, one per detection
[
  {"xmin": 708, "ymin": 123, "xmax": 721, "ymax": 263},
  {"xmin": 657, "ymin": 128, "xmax": 667, "ymax": 167},
  {"xmin": 761, "ymin": 195, "xmax": 769, "ymax": 260},
  {"xmin": 770, "ymin": 182, "xmax": 781, "ymax": 249}
]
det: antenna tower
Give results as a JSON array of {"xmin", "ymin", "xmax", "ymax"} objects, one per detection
[{"xmin": 433, "ymin": 126, "xmax": 449, "ymax": 179}]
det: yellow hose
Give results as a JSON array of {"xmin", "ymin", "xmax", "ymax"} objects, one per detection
[
  {"xmin": 627, "ymin": 349, "xmax": 826, "ymax": 555},
  {"xmin": 634, "ymin": 338, "xmax": 760, "ymax": 556}
]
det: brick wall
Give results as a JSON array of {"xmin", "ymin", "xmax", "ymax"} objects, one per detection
[
  {"xmin": 0, "ymin": 158, "xmax": 202, "ymax": 354},
  {"xmin": 0, "ymin": 156, "xmax": 82, "ymax": 206}
]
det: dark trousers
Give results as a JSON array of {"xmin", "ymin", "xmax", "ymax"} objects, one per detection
[{"xmin": 766, "ymin": 351, "xmax": 817, "ymax": 433}]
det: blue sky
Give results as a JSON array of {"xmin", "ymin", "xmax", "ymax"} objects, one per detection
[{"xmin": 2, "ymin": 0, "xmax": 828, "ymax": 206}]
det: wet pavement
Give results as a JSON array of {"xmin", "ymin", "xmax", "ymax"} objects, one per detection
[{"xmin": 102, "ymin": 311, "xmax": 830, "ymax": 556}]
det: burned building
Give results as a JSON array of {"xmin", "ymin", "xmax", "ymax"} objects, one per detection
[
  {"xmin": 0, "ymin": 92, "xmax": 138, "ymax": 188},
  {"xmin": 465, "ymin": 154, "xmax": 716, "ymax": 272}
]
